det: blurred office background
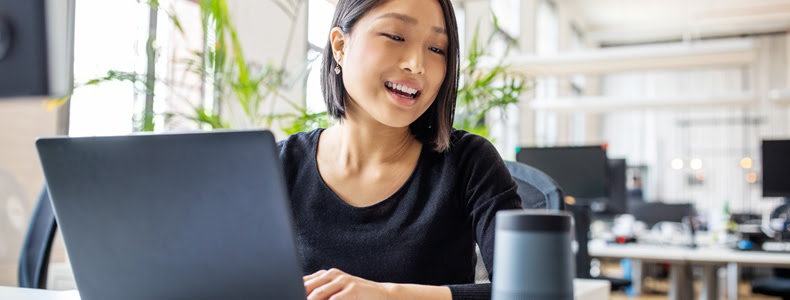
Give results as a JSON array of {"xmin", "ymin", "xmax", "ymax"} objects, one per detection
[{"xmin": 1, "ymin": 0, "xmax": 789, "ymax": 297}]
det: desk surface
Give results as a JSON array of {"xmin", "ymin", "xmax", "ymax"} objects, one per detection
[
  {"xmin": 589, "ymin": 242, "xmax": 790, "ymax": 266},
  {"xmin": 0, "ymin": 286, "xmax": 79, "ymax": 300},
  {"xmin": 1, "ymin": 279, "xmax": 610, "ymax": 300}
]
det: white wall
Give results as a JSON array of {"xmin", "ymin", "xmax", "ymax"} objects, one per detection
[{"xmin": 0, "ymin": 99, "xmax": 60, "ymax": 286}]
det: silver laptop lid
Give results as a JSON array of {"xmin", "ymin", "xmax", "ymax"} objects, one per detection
[{"xmin": 36, "ymin": 130, "xmax": 306, "ymax": 300}]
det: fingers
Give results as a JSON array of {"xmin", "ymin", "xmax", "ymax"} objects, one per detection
[
  {"xmin": 327, "ymin": 287, "xmax": 355, "ymax": 300},
  {"xmin": 308, "ymin": 274, "xmax": 350, "ymax": 300},
  {"xmin": 303, "ymin": 269, "xmax": 390, "ymax": 300},
  {"xmin": 303, "ymin": 269, "xmax": 328, "ymax": 282},
  {"xmin": 304, "ymin": 268, "xmax": 347, "ymax": 298}
]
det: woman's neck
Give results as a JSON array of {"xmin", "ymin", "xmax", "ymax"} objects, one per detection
[{"xmin": 325, "ymin": 119, "xmax": 418, "ymax": 169}]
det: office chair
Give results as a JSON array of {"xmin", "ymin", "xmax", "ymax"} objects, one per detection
[
  {"xmin": 18, "ymin": 185, "xmax": 58, "ymax": 289},
  {"xmin": 751, "ymin": 203, "xmax": 790, "ymax": 299},
  {"xmin": 504, "ymin": 160, "xmax": 565, "ymax": 210},
  {"xmin": 751, "ymin": 268, "xmax": 790, "ymax": 300}
]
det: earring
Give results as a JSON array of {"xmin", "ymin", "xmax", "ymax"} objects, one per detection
[
  {"xmin": 334, "ymin": 64, "xmax": 341, "ymax": 74},
  {"xmin": 334, "ymin": 55, "xmax": 342, "ymax": 74}
]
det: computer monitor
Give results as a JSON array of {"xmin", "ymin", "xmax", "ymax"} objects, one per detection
[
  {"xmin": 762, "ymin": 140, "xmax": 790, "ymax": 197},
  {"xmin": 628, "ymin": 202, "xmax": 696, "ymax": 228},
  {"xmin": 516, "ymin": 145, "xmax": 609, "ymax": 200},
  {"xmin": 604, "ymin": 158, "xmax": 628, "ymax": 215}
]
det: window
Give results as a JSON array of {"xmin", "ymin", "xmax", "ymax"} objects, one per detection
[
  {"xmin": 491, "ymin": 0, "xmax": 520, "ymax": 51},
  {"xmin": 69, "ymin": 0, "xmax": 151, "ymax": 136},
  {"xmin": 69, "ymin": 0, "xmax": 203, "ymax": 135},
  {"xmin": 304, "ymin": 0, "xmax": 336, "ymax": 115}
]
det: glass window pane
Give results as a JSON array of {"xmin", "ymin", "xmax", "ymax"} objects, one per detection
[{"xmin": 69, "ymin": 0, "xmax": 150, "ymax": 136}]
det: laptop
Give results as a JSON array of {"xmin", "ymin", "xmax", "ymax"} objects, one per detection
[{"xmin": 36, "ymin": 130, "xmax": 307, "ymax": 300}]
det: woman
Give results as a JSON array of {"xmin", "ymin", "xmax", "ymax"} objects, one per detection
[{"xmin": 277, "ymin": 0, "xmax": 522, "ymax": 298}]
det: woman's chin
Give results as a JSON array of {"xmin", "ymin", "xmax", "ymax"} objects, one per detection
[{"xmin": 373, "ymin": 115, "xmax": 420, "ymax": 130}]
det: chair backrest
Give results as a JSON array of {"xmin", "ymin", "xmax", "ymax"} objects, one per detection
[
  {"xmin": 18, "ymin": 185, "xmax": 58, "ymax": 289},
  {"xmin": 504, "ymin": 160, "xmax": 565, "ymax": 210}
]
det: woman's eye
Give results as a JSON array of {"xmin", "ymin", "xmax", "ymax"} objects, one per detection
[
  {"xmin": 387, "ymin": 34, "xmax": 404, "ymax": 41},
  {"xmin": 429, "ymin": 47, "xmax": 446, "ymax": 55}
]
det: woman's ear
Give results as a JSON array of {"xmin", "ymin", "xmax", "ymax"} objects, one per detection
[{"xmin": 329, "ymin": 27, "xmax": 346, "ymax": 66}]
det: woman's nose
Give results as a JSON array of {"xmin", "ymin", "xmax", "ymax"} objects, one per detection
[{"xmin": 400, "ymin": 46, "xmax": 425, "ymax": 74}]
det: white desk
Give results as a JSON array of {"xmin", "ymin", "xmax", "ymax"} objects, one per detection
[
  {"xmin": 573, "ymin": 278, "xmax": 611, "ymax": 300},
  {"xmin": 687, "ymin": 247, "xmax": 790, "ymax": 300},
  {"xmin": 588, "ymin": 242, "xmax": 692, "ymax": 299},
  {"xmin": 0, "ymin": 286, "xmax": 79, "ymax": 300},
  {"xmin": 589, "ymin": 242, "xmax": 790, "ymax": 300},
  {"xmin": 1, "ymin": 279, "xmax": 610, "ymax": 300}
]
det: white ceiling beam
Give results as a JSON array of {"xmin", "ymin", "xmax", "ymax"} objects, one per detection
[
  {"xmin": 494, "ymin": 39, "xmax": 756, "ymax": 76},
  {"xmin": 529, "ymin": 92, "xmax": 757, "ymax": 113},
  {"xmin": 556, "ymin": 0, "xmax": 790, "ymax": 45},
  {"xmin": 587, "ymin": 21, "xmax": 790, "ymax": 45},
  {"xmin": 770, "ymin": 89, "xmax": 790, "ymax": 104}
]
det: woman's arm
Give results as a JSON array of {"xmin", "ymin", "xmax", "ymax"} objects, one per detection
[{"xmin": 304, "ymin": 269, "xmax": 452, "ymax": 300}]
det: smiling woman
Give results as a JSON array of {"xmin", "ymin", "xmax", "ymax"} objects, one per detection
[
  {"xmin": 331, "ymin": 2, "xmax": 448, "ymax": 133},
  {"xmin": 277, "ymin": 0, "xmax": 522, "ymax": 299}
]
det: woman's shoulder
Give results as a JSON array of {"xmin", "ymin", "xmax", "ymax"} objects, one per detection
[
  {"xmin": 277, "ymin": 128, "xmax": 322, "ymax": 148},
  {"xmin": 427, "ymin": 129, "xmax": 503, "ymax": 170},
  {"xmin": 446, "ymin": 129, "xmax": 498, "ymax": 155},
  {"xmin": 276, "ymin": 128, "xmax": 323, "ymax": 156}
]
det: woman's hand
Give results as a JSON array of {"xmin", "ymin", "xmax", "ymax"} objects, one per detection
[
  {"xmin": 303, "ymin": 268, "xmax": 394, "ymax": 300},
  {"xmin": 303, "ymin": 269, "xmax": 452, "ymax": 300}
]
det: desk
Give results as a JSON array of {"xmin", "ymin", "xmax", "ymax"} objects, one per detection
[
  {"xmin": 0, "ymin": 279, "xmax": 610, "ymax": 300},
  {"xmin": 589, "ymin": 242, "xmax": 790, "ymax": 300},
  {"xmin": 573, "ymin": 278, "xmax": 611, "ymax": 300},
  {"xmin": 0, "ymin": 286, "xmax": 79, "ymax": 300}
]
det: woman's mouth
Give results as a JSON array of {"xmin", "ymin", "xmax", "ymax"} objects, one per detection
[{"xmin": 385, "ymin": 81, "xmax": 421, "ymax": 99}]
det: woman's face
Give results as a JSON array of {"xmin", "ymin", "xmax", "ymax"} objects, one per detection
[{"xmin": 333, "ymin": 0, "xmax": 448, "ymax": 129}]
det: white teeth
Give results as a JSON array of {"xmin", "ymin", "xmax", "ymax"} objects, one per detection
[{"xmin": 386, "ymin": 82, "xmax": 418, "ymax": 96}]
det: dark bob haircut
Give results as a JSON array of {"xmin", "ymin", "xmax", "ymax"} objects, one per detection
[{"xmin": 320, "ymin": 0, "xmax": 460, "ymax": 152}]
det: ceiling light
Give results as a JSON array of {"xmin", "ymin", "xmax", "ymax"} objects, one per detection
[
  {"xmin": 746, "ymin": 172, "xmax": 757, "ymax": 184},
  {"xmin": 671, "ymin": 158, "xmax": 684, "ymax": 170},
  {"xmin": 739, "ymin": 157, "xmax": 753, "ymax": 169},
  {"xmin": 690, "ymin": 158, "xmax": 703, "ymax": 170}
]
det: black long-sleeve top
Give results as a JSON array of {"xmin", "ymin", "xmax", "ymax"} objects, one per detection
[{"xmin": 277, "ymin": 128, "xmax": 521, "ymax": 300}]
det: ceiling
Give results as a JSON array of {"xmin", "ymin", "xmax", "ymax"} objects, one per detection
[{"xmin": 555, "ymin": 0, "xmax": 790, "ymax": 46}]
